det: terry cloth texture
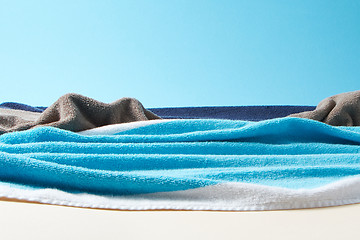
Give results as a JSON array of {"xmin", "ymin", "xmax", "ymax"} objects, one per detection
[
  {"xmin": 1, "ymin": 118, "xmax": 360, "ymax": 210},
  {"xmin": 0, "ymin": 93, "xmax": 161, "ymax": 134},
  {"xmin": 288, "ymin": 90, "xmax": 360, "ymax": 126}
]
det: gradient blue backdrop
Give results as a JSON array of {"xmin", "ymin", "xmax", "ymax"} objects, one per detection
[{"xmin": 1, "ymin": 0, "xmax": 359, "ymax": 108}]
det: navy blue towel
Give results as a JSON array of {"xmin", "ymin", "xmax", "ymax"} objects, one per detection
[
  {"xmin": 0, "ymin": 102, "xmax": 315, "ymax": 121},
  {"xmin": 149, "ymin": 106, "xmax": 316, "ymax": 121}
]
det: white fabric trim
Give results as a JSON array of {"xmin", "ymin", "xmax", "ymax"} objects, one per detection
[
  {"xmin": 79, "ymin": 119, "xmax": 175, "ymax": 135},
  {"xmin": 1, "ymin": 176, "xmax": 360, "ymax": 211}
]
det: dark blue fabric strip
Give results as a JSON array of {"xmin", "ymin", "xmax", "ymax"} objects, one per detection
[
  {"xmin": 0, "ymin": 102, "xmax": 46, "ymax": 113},
  {"xmin": 148, "ymin": 106, "xmax": 316, "ymax": 121}
]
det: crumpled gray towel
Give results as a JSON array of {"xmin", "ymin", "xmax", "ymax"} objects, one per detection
[
  {"xmin": 0, "ymin": 93, "xmax": 161, "ymax": 134},
  {"xmin": 288, "ymin": 90, "xmax": 360, "ymax": 126}
]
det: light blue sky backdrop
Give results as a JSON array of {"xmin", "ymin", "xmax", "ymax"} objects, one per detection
[{"xmin": 1, "ymin": 0, "xmax": 359, "ymax": 107}]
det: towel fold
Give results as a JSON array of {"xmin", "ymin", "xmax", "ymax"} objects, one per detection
[
  {"xmin": 288, "ymin": 90, "xmax": 360, "ymax": 126},
  {"xmin": 0, "ymin": 93, "xmax": 161, "ymax": 134},
  {"xmin": 1, "ymin": 118, "xmax": 360, "ymax": 194}
]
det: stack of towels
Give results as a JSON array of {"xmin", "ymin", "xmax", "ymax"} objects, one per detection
[{"xmin": 0, "ymin": 92, "xmax": 360, "ymax": 211}]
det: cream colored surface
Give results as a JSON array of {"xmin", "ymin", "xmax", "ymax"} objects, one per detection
[{"xmin": 1, "ymin": 201, "xmax": 359, "ymax": 240}]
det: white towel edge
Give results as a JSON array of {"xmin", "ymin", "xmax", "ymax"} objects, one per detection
[{"xmin": 1, "ymin": 176, "xmax": 360, "ymax": 211}]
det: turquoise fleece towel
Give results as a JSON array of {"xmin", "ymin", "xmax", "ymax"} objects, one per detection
[{"xmin": 0, "ymin": 117, "xmax": 360, "ymax": 210}]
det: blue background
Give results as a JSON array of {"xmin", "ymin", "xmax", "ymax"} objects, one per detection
[{"xmin": 1, "ymin": 0, "xmax": 359, "ymax": 107}]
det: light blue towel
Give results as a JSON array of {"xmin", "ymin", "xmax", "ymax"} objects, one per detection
[{"xmin": 0, "ymin": 117, "xmax": 360, "ymax": 197}]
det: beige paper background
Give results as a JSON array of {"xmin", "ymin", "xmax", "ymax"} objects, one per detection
[{"xmin": 1, "ymin": 200, "xmax": 359, "ymax": 240}]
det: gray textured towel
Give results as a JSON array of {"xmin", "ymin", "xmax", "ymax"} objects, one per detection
[
  {"xmin": 0, "ymin": 93, "xmax": 161, "ymax": 134},
  {"xmin": 288, "ymin": 90, "xmax": 360, "ymax": 126}
]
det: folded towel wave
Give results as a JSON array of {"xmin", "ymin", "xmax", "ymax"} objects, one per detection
[{"xmin": 1, "ymin": 117, "xmax": 360, "ymax": 210}]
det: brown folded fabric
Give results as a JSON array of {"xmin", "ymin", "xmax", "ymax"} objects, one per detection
[
  {"xmin": 288, "ymin": 90, "xmax": 360, "ymax": 126},
  {"xmin": 0, "ymin": 93, "xmax": 161, "ymax": 134}
]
